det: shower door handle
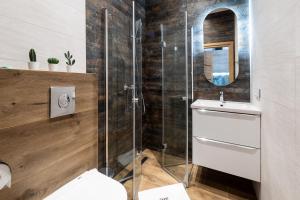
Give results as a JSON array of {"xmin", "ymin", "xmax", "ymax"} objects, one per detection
[
  {"xmin": 132, "ymin": 97, "xmax": 139, "ymax": 103},
  {"xmin": 131, "ymin": 84, "xmax": 138, "ymax": 104},
  {"xmin": 124, "ymin": 84, "xmax": 136, "ymax": 111}
]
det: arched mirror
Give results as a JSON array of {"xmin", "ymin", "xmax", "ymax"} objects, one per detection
[{"xmin": 203, "ymin": 8, "xmax": 238, "ymax": 86}]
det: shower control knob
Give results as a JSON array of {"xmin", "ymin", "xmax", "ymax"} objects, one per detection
[
  {"xmin": 160, "ymin": 41, "xmax": 167, "ymax": 48},
  {"xmin": 124, "ymin": 84, "xmax": 129, "ymax": 91}
]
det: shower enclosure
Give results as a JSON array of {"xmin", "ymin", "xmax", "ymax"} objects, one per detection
[
  {"xmin": 101, "ymin": 0, "xmax": 191, "ymax": 198},
  {"xmin": 91, "ymin": 0, "xmax": 251, "ymax": 198},
  {"xmin": 102, "ymin": 2, "xmax": 143, "ymax": 199}
]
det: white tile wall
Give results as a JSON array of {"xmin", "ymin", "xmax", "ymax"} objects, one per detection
[
  {"xmin": 0, "ymin": 0, "xmax": 86, "ymax": 73},
  {"xmin": 296, "ymin": 58, "xmax": 300, "ymax": 195},
  {"xmin": 252, "ymin": 0, "xmax": 300, "ymax": 199}
]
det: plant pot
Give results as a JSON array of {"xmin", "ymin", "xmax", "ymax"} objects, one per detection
[
  {"xmin": 28, "ymin": 62, "xmax": 40, "ymax": 70},
  {"xmin": 48, "ymin": 64, "xmax": 59, "ymax": 71},
  {"xmin": 66, "ymin": 65, "xmax": 72, "ymax": 72}
]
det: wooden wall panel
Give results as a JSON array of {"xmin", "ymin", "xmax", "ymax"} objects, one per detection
[{"xmin": 0, "ymin": 69, "xmax": 98, "ymax": 200}]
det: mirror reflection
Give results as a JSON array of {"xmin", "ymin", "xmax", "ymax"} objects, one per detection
[{"xmin": 203, "ymin": 8, "xmax": 238, "ymax": 86}]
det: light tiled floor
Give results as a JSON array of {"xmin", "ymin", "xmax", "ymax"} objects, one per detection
[{"xmin": 123, "ymin": 149, "xmax": 257, "ymax": 200}]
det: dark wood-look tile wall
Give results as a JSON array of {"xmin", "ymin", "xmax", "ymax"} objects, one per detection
[
  {"xmin": 143, "ymin": 0, "xmax": 250, "ymax": 153},
  {"xmin": 204, "ymin": 10, "xmax": 235, "ymax": 44},
  {"xmin": 87, "ymin": 0, "xmax": 250, "ymax": 158},
  {"xmin": 142, "ymin": 0, "xmax": 190, "ymax": 154},
  {"xmin": 189, "ymin": 0, "xmax": 250, "ymax": 102}
]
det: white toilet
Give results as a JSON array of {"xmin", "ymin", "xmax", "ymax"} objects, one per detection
[{"xmin": 44, "ymin": 169, "xmax": 127, "ymax": 200}]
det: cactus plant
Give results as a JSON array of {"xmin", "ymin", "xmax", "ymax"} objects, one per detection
[
  {"xmin": 28, "ymin": 49, "xmax": 39, "ymax": 70},
  {"xmin": 64, "ymin": 51, "xmax": 75, "ymax": 66},
  {"xmin": 47, "ymin": 58, "xmax": 59, "ymax": 64},
  {"xmin": 29, "ymin": 49, "xmax": 36, "ymax": 62}
]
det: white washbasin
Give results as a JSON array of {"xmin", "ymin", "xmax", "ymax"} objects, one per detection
[{"xmin": 191, "ymin": 99, "xmax": 261, "ymax": 115}]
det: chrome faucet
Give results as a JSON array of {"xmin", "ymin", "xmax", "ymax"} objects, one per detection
[{"xmin": 219, "ymin": 91, "xmax": 224, "ymax": 106}]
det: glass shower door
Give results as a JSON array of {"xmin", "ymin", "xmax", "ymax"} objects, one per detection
[
  {"xmin": 105, "ymin": 8, "xmax": 134, "ymax": 181},
  {"xmin": 103, "ymin": 3, "xmax": 143, "ymax": 199},
  {"xmin": 132, "ymin": 1, "xmax": 143, "ymax": 199},
  {"xmin": 161, "ymin": 9, "xmax": 191, "ymax": 186}
]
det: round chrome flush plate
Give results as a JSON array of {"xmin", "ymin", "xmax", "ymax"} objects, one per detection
[{"xmin": 58, "ymin": 93, "xmax": 71, "ymax": 108}]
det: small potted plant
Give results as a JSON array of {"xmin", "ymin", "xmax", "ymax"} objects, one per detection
[
  {"xmin": 64, "ymin": 51, "xmax": 75, "ymax": 72},
  {"xmin": 48, "ymin": 58, "xmax": 59, "ymax": 71},
  {"xmin": 28, "ymin": 49, "xmax": 39, "ymax": 70}
]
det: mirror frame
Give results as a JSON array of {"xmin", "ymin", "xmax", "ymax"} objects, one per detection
[{"xmin": 204, "ymin": 41, "xmax": 235, "ymax": 84}]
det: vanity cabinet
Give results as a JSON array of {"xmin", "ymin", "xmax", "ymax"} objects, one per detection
[{"xmin": 191, "ymin": 100, "xmax": 261, "ymax": 182}]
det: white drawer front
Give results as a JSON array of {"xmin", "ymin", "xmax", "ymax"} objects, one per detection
[
  {"xmin": 193, "ymin": 137, "xmax": 260, "ymax": 182},
  {"xmin": 193, "ymin": 109, "xmax": 260, "ymax": 148}
]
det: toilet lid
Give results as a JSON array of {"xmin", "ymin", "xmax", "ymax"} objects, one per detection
[{"xmin": 44, "ymin": 169, "xmax": 127, "ymax": 200}]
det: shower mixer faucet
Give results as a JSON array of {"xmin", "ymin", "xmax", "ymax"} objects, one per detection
[{"xmin": 124, "ymin": 84, "xmax": 134, "ymax": 91}]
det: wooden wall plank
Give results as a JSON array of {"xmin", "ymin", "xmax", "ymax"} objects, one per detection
[
  {"xmin": 0, "ymin": 69, "xmax": 97, "ymax": 129},
  {"xmin": 0, "ymin": 69, "xmax": 98, "ymax": 200},
  {"xmin": 0, "ymin": 143, "xmax": 97, "ymax": 200}
]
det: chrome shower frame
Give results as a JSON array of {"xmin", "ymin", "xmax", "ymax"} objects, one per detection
[{"xmin": 99, "ymin": 8, "xmax": 115, "ymax": 178}]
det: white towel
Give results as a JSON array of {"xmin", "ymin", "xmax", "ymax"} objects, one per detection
[{"xmin": 138, "ymin": 183, "xmax": 190, "ymax": 200}]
